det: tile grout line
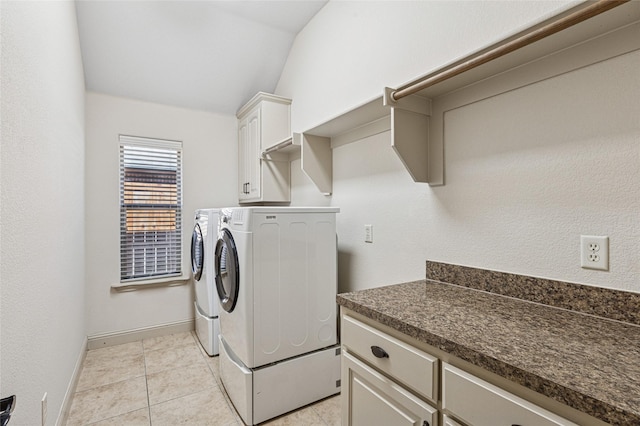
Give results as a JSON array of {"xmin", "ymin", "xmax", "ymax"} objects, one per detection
[
  {"xmin": 147, "ymin": 332, "xmax": 229, "ymax": 422},
  {"xmin": 142, "ymin": 339, "xmax": 153, "ymax": 426},
  {"xmin": 177, "ymin": 332, "xmax": 243, "ymax": 424},
  {"xmin": 192, "ymin": 331, "xmax": 242, "ymax": 425},
  {"xmin": 69, "ymin": 342, "xmax": 148, "ymax": 425},
  {"xmin": 73, "ymin": 332, "xmax": 339, "ymax": 425}
]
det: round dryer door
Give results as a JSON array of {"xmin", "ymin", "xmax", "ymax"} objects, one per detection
[
  {"xmin": 191, "ymin": 223, "xmax": 204, "ymax": 281},
  {"xmin": 215, "ymin": 228, "xmax": 239, "ymax": 313}
]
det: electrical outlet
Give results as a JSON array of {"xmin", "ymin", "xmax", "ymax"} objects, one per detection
[
  {"xmin": 42, "ymin": 392, "xmax": 47, "ymax": 426},
  {"xmin": 580, "ymin": 235, "xmax": 609, "ymax": 271},
  {"xmin": 364, "ymin": 224, "xmax": 373, "ymax": 243}
]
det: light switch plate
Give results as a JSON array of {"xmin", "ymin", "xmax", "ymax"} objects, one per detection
[{"xmin": 364, "ymin": 224, "xmax": 373, "ymax": 243}]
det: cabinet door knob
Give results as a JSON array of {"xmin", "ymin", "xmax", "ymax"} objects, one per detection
[{"xmin": 371, "ymin": 345, "xmax": 389, "ymax": 358}]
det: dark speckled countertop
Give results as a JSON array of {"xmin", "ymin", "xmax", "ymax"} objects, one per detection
[{"xmin": 337, "ymin": 277, "xmax": 640, "ymax": 425}]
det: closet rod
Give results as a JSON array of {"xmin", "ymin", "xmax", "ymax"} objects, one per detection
[
  {"xmin": 390, "ymin": 0, "xmax": 629, "ymax": 101},
  {"xmin": 263, "ymin": 138, "xmax": 293, "ymax": 155}
]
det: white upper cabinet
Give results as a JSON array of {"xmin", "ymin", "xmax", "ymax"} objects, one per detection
[{"xmin": 237, "ymin": 93, "xmax": 291, "ymax": 203}]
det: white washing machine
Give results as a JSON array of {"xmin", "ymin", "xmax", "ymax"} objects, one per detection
[
  {"xmin": 215, "ymin": 207, "xmax": 341, "ymax": 425},
  {"xmin": 191, "ymin": 208, "xmax": 221, "ymax": 356}
]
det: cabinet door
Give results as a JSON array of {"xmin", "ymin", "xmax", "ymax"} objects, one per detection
[
  {"xmin": 442, "ymin": 415, "xmax": 464, "ymax": 426},
  {"xmin": 246, "ymin": 107, "xmax": 261, "ymax": 200},
  {"xmin": 238, "ymin": 117, "xmax": 249, "ymax": 201},
  {"xmin": 342, "ymin": 350, "xmax": 438, "ymax": 426}
]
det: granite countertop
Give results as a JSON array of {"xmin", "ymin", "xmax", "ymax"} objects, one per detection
[{"xmin": 337, "ymin": 279, "xmax": 640, "ymax": 425}]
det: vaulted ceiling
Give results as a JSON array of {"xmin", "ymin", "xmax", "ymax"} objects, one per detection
[{"xmin": 75, "ymin": 0, "xmax": 327, "ymax": 115}]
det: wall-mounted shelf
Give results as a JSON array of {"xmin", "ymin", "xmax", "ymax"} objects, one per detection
[
  {"xmin": 304, "ymin": 97, "xmax": 390, "ymax": 147},
  {"xmin": 261, "ymin": 98, "xmax": 395, "ymax": 195},
  {"xmin": 298, "ymin": 93, "xmax": 435, "ymax": 187},
  {"xmin": 261, "ymin": 135, "xmax": 299, "ymax": 157},
  {"xmin": 263, "ymin": 0, "xmax": 639, "ymax": 193},
  {"xmin": 262, "ymin": 133, "xmax": 333, "ymax": 195},
  {"xmin": 385, "ymin": 0, "xmax": 640, "ymax": 186},
  {"xmin": 261, "ymin": 94, "xmax": 434, "ymax": 195},
  {"xmin": 300, "ymin": 98, "xmax": 390, "ymax": 195}
]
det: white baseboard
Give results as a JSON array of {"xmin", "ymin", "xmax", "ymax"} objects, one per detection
[
  {"xmin": 56, "ymin": 337, "xmax": 87, "ymax": 426},
  {"xmin": 87, "ymin": 319, "xmax": 195, "ymax": 350}
]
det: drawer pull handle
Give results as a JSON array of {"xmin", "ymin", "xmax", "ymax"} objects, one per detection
[{"xmin": 371, "ymin": 345, "xmax": 389, "ymax": 358}]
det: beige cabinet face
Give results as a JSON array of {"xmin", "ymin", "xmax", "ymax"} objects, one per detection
[
  {"xmin": 442, "ymin": 363, "xmax": 577, "ymax": 426},
  {"xmin": 342, "ymin": 351, "xmax": 438, "ymax": 426}
]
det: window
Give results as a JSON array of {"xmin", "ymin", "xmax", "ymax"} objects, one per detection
[{"xmin": 119, "ymin": 136, "xmax": 183, "ymax": 282}]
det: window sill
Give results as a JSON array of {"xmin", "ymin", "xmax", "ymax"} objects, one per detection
[{"xmin": 111, "ymin": 275, "xmax": 190, "ymax": 291}]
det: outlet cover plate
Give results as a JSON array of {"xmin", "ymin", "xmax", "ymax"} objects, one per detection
[{"xmin": 580, "ymin": 235, "xmax": 609, "ymax": 271}]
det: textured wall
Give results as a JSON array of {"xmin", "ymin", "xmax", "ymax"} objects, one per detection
[
  {"xmin": 84, "ymin": 92, "xmax": 237, "ymax": 337},
  {"xmin": 277, "ymin": 1, "xmax": 580, "ymax": 134},
  {"xmin": 278, "ymin": 1, "xmax": 640, "ymax": 293},
  {"xmin": 1, "ymin": 1, "xmax": 87, "ymax": 424}
]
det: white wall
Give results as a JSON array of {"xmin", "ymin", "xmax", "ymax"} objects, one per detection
[
  {"xmin": 85, "ymin": 92, "xmax": 237, "ymax": 337},
  {"xmin": 278, "ymin": 1, "xmax": 640, "ymax": 293},
  {"xmin": 0, "ymin": 1, "xmax": 87, "ymax": 425},
  {"xmin": 277, "ymin": 0, "xmax": 579, "ymax": 134}
]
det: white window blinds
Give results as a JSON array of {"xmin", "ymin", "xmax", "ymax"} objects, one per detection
[{"xmin": 119, "ymin": 136, "xmax": 183, "ymax": 282}]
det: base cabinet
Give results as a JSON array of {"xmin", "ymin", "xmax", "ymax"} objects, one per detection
[
  {"xmin": 442, "ymin": 363, "xmax": 577, "ymax": 426},
  {"xmin": 341, "ymin": 310, "xmax": 587, "ymax": 426},
  {"xmin": 442, "ymin": 415, "xmax": 464, "ymax": 426},
  {"xmin": 342, "ymin": 351, "xmax": 438, "ymax": 426}
]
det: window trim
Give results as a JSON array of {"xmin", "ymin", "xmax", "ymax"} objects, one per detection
[
  {"xmin": 111, "ymin": 274, "xmax": 189, "ymax": 290},
  {"xmin": 118, "ymin": 135, "xmax": 185, "ymax": 285}
]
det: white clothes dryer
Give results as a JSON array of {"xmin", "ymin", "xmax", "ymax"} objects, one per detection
[
  {"xmin": 191, "ymin": 208, "xmax": 221, "ymax": 356},
  {"xmin": 215, "ymin": 207, "xmax": 341, "ymax": 425}
]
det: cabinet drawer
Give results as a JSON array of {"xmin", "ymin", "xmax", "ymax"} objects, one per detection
[
  {"xmin": 442, "ymin": 363, "xmax": 577, "ymax": 426},
  {"xmin": 343, "ymin": 351, "xmax": 438, "ymax": 426},
  {"xmin": 342, "ymin": 314, "xmax": 437, "ymax": 402}
]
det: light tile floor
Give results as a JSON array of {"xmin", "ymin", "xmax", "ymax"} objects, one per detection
[{"xmin": 66, "ymin": 331, "xmax": 341, "ymax": 425}]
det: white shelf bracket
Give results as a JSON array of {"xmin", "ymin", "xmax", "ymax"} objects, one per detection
[
  {"xmin": 384, "ymin": 88, "xmax": 442, "ymax": 185},
  {"xmin": 301, "ymin": 133, "xmax": 332, "ymax": 195}
]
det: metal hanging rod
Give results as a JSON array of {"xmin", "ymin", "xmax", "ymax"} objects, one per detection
[
  {"xmin": 263, "ymin": 137, "xmax": 293, "ymax": 156},
  {"xmin": 390, "ymin": 0, "xmax": 629, "ymax": 102}
]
